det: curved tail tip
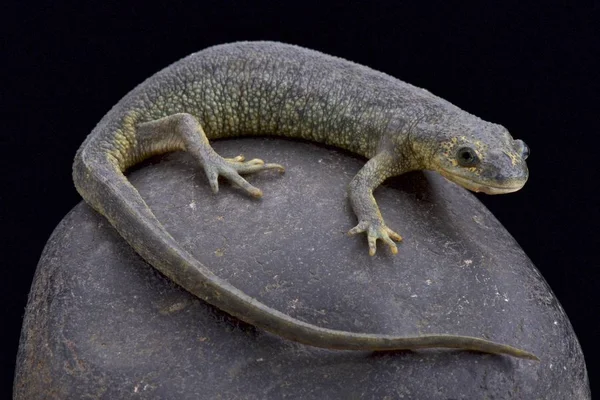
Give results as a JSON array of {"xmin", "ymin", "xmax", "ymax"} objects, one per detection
[
  {"xmin": 521, "ymin": 352, "xmax": 540, "ymax": 361},
  {"xmin": 511, "ymin": 349, "xmax": 539, "ymax": 361}
]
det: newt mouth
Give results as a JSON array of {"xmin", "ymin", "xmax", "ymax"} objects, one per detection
[{"xmin": 438, "ymin": 170, "xmax": 526, "ymax": 195}]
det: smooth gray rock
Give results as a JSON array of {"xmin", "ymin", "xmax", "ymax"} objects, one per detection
[{"xmin": 14, "ymin": 138, "xmax": 589, "ymax": 399}]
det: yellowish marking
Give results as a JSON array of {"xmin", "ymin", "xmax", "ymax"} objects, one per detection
[
  {"xmin": 504, "ymin": 150, "xmax": 519, "ymax": 166},
  {"xmin": 107, "ymin": 110, "xmax": 140, "ymax": 170}
]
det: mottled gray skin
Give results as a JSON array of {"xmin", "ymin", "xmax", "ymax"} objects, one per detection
[{"xmin": 72, "ymin": 42, "xmax": 533, "ymax": 359}]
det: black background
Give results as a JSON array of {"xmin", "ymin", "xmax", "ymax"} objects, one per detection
[{"xmin": 3, "ymin": 0, "xmax": 599, "ymax": 396}]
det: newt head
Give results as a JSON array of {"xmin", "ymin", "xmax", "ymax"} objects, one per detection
[{"xmin": 427, "ymin": 122, "xmax": 529, "ymax": 195}]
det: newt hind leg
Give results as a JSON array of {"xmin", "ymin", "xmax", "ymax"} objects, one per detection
[{"xmin": 136, "ymin": 113, "xmax": 285, "ymax": 198}]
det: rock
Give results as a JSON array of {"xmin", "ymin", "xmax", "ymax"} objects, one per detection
[{"xmin": 14, "ymin": 138, "xmax": 590, "ymax": 399}]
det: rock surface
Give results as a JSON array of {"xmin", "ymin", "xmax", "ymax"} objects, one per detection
[{"xmin": 14, "ymin": 138, "xmax": 589, "ymax": 399}]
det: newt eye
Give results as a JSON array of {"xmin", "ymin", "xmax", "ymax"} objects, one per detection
[
  {"xmin": 514, "ymin": 139, "xmax": 529, "ymax": 160},
  {"xmin": 456, "ymin": 147, "xmax": 479, "ymax": 167},
  {"xmin": 521, "ymin": 142, "xmax": 530, "ymax": 160}
]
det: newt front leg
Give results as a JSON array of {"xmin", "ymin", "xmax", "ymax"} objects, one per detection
[{"xmin": 348, "ymin": 151, "xmax": 405, "ymax": 256}]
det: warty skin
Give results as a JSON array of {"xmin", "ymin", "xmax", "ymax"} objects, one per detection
[{"xmin": 73, "ymin": 42, "xmax": 534, "ymax": 360}]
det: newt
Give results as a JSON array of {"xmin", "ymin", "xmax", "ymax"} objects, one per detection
[{"xmin": 73, "ymin": 41, "xmax": 534, "ymax": 359}]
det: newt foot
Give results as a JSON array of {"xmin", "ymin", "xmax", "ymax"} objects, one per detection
[
  {"xmin": 203, "ymin": 155, "xmax": 285, "ymax": 198},
  {"xmin": 348, "ymin": 220, "xmax": 403, "ymax": 256}
]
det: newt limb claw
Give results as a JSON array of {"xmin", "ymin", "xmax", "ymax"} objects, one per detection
[{"xmin": 225, "ymin": 154, "xmax": 246, "ymax": 162}]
